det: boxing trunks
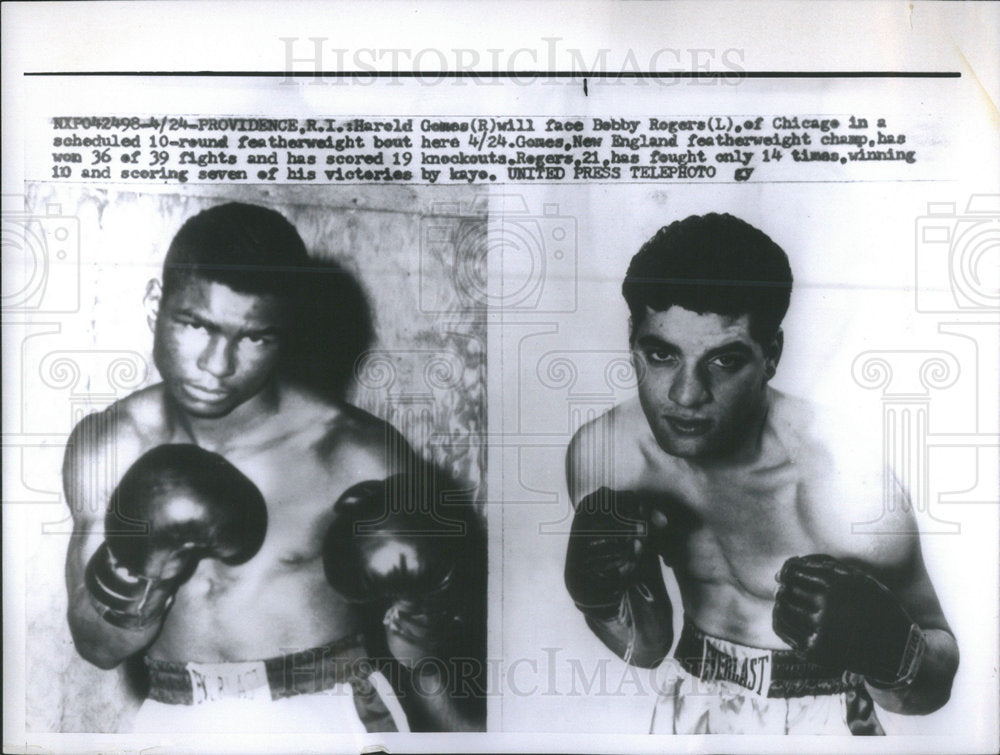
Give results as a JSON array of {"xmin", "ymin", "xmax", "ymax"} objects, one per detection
[
  {"xmin": 132, "ymin": 633, "xmax": 409, "ymax": 733},
  {"xmin": 650, "ymin": 619, "xmax": 885, "ymax": 735}
]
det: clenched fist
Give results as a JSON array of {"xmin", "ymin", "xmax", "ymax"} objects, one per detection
[{"xmin": 773, "ymin": 554, "xmax": 926, "ymax": 688}]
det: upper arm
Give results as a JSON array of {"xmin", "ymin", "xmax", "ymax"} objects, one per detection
[
  {"xmin": 64, "ymin": 412, "xmax": 111, "ymax": 570},
  {"xmin": 827, "ymin": 466, "xmax": 952, "ymax": 636},
  {"xmin": 63, "ymin": 408, "xmax": 142, "ymax": 573},
  {"xmin": 565, "ymin": 425, "xmax": 589, "ymax": 506},
  {"xmin": 566, "ymin": 415, "xmax": 614, "ymax": 507},
  {"xmin": 796, "ymin": 405, "xmax": 954, "ymax": 636},
  {"xmin": 62, "ymin": 407, "xmax": 165, "ymax": 665},
  {"xmin": 870, "ymin": 473, "xmax": 952, "ymax": 635},
  {"xmin": 565, "ymin": 405, "xmax": 642, "ymax": 508}
]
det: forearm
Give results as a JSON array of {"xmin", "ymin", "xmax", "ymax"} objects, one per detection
[
  {"xmin": 68, "ymin": 582, "xmax": 163, "ymax": 668},
  {"xmin": 583, "ymin": 582, "xmax": 673, "ymax": 668},
  {"xmin": 384, "ymin": 610, "xmax": 485, "ymax": 731},
  {"xmin": 401, "ymin": 661, "xmax": 483, "ymax": 732},
  {"xmin": 867, "ymin": 628, "xmax": 959, "ymax": 715},
  {"xmin": 66, "ymin": 552, "xmax": 165, "ymax": 669}
]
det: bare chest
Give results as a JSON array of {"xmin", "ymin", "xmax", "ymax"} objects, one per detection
[
  {"xmin": 638, "ymin": 454, "xmax": 825, "ymax": 598},
  {"xmin": 151, "ymin": 442, "xmax": 360, "ymax": 659},
  {"xmin": 215, "ymin": 440, "xmax": 346, "ymax": 566}
]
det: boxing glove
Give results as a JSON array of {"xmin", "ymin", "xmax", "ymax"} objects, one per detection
[
  {"xmin": 86, "ymin": 444, "xmax": 268, "ymax": 630},
  {"xmin": 564, "ymin": 487, "xmax": 669, "ymax": 621},
  {"xmin": 323, "ymin": 471, "xmax": 476, "ymax": 650},
  {"xmin": 773, "ymin": 554, "xmax": 927, "ymax": 688}
]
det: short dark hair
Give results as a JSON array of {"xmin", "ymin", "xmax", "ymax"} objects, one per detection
[
  {"xmin": 161, "ymin": 201, "xmax": 374, "ymax": 399},
  {"xmin": 622, "ymin": 213, "xmax": 792, "ymax": 344},
  {"xmin": 162, "ymin": 202, "xmax": 310, "ymax": 301}
]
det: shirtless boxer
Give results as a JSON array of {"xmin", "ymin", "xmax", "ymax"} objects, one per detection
[
  {"xmin": 564, "ymin": 213, "xmax": 959, "ymax": 734},
  {"xmin": 64, "ymin": 202, "xmax": 484, "ymax": 733}
]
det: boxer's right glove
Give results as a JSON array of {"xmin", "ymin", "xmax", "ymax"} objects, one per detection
[
  {"xmin": 564, "ymin": 487, "xmax": 667, "ymax": 621},
  {"xmin": 85, "ymin": 444, "xmax": 268, "ymax": 630}
]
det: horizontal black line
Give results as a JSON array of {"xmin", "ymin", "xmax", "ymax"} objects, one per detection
[
  {"xmin": 25, "ymin": 70, "xmax": 962, "ymax": 79},
  {"xmin": 35, "ymin": 178, "xmax": 950, "ymax": 187}
]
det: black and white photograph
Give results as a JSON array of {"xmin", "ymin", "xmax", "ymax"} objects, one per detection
[
  {"xmin": 13, "ymin": 183, "xmax": 488, "ymax": 735},
  {"xmin": 3, "ymin": 1, "xmax": 998, "ymax": 753},
  {"xmin": 498, "ymin": 182, "xmax": 994, "ymax": 739}
]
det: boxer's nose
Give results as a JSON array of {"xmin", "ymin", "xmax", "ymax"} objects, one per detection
[{"xmin": 668, "ymin": 364, "xmax": 710, "ymax": 408}]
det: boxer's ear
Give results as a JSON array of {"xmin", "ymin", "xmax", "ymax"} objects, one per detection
[
  {"xmin": 763, "ymin": 329, "xmax": 783, "ymax": 380},
  {"xmin": 628, "ymin": 322, "xmax": 647, "ymax": 385},
  {"xmin": 143, "ymin": 279, "xmax": 162, "ymax": 332}
]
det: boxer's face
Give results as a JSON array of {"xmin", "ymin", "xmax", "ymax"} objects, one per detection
[
  {"xmin": 149, "ymin": 275, "xmax": 284, "ymax": 418},
  {"xmin": 631, "ymin": 305, "xmax": 781, "ymax": 459}
]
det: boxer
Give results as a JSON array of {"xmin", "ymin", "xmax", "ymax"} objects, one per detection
[
  {"xmin": 564, "ymin": 213, "xmax": 958, "ymax": 734},
  {"xmin": 64, "ymin": 202, "xmax": 483, "ymax": 733}
]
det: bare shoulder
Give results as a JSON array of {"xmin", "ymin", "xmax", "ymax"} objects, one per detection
[
  {"xmin": 304, "ymin": 393, "xmax": 414, "ymax": 482},
  {"xmin": 63, "ymin": 385, "xmax": 166, "ymax": 524},
  {"xmin": 766, "ymin": 388, "xmax": 822, "ymax": 449},
  {"xmin": 769, "ymin": 389, "xmax": 858, "ymax": 475},
  {"xmin": 566, "ymin": 398, "xmax": 646, "ymax": 503},
  {"xmin": 64, "ymin": 386, "xmax": 161, "ymax": 465}
]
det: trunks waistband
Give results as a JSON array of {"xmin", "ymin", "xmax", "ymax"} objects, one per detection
[
  {"xmin": 673, "ymin": 619, "xmax": 861, "ymax": 699},
  {"xmin": 145, "ymin": 633, "xmax": 375, "ymax": 705}
]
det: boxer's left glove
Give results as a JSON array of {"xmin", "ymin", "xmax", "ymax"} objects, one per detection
[
  {"xmin": 323, "ymin": 472, "xmax": 476, "ymax": 656},
  {"xmin": 773, "ymin": 554, "xmax": 926, "ymax": 688},
  {"xmin": 86, "ymin": 444, "xmax": 268, "ymax": 630}
]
